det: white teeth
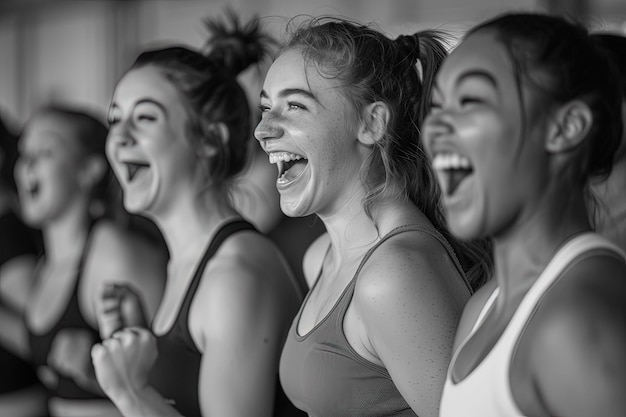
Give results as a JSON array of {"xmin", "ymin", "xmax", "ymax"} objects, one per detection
[
  {"xmin": 268, "ymin": 152, "xmax": 304, "ymax": 164},
  {"xmin": 432, "ymin": 153, "xmax": 472, "ymax": 170}
]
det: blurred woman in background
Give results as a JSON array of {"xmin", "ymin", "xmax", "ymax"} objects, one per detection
[
  {"xmin": 15, "ymin": 106, "xmax": 166, "ymax": 417},
  {"xmin": 0, "ymin": 116, "xmax": 47, "ymax": 417}
]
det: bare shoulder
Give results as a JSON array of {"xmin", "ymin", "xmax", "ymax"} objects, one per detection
[
  {"xmin": 354, "ymin": 230, "xmax": 470, "ymax": 322},
  {"xmin": 197, "ymin": 229, "xmax": 297, "ymax": 301},
  {"xmin": 190, "ymin": 230, "xmax": 300, "ymax": 349},
  {"xmin": 523, "ymin": 254, "xmax": 626, "ymax": 415},
  {"xmin": 530, "ymin": 253, "xmax": 626, "ymax": 353},
  {"xmin": 356, "ymin": 230, "xmax": 468, "ymax": 298}
]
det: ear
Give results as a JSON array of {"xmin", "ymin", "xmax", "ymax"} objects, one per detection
[
  {"xmin": 197, "ymin": 122, "xmax": 230, "ymax": 158},
  {"xmin": 79, "ymin": 156, "xmax": 107, "ymax": 190},
  {"xmin": 357, "ymin": 102, "xmax": 390, "ymax": 147},
  {"xmin": 545, "ymin": 101, "xmax": 593, "ymax": 153}
]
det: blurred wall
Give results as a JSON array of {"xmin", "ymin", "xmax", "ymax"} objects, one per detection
[{"xmin": 0, "ymin": 0, "xmax": 624, "ymax": 129}]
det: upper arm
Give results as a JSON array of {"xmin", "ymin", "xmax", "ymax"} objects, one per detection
[
  {"xmin": 194, "ymin": 239, "xmax": 293, "ymax": 417},
  {"xmin": 0, "ymin": 254, "xmax": 38, "ymax": 314},
  {"xmin": 302, "ymin": 232, "xmax": 329, "ymax": 289},
  {"xmin": 528, "ymin": 258, "xmax": 626, "ymax": 417},
  {"xmin": 357, "ymin": 237, "xmax": 470, "ymax": 417},
  {"xmin": 82, "ymin": 222, "xmax": 167, "ymax": 325}
]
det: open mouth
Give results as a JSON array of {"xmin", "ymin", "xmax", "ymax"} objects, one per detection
[
  {"xmin": 269, "ymin": 152, "xmax": 308, "ymax": 182},
  {"xmin": 432, "ymin": 152, "xmax": 474, "ymax": 196},
  {"xmin": 27, "ymin": 182, "xmax": 40, "ymax": 198},
  {"xmin": 124, "ymin": 161, "xmax": 150, "ymax": 182}
]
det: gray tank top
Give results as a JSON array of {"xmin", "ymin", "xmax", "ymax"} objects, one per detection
[{"xmin": 279, "ymin": 224, "xmax": 466, "ymax": 417}]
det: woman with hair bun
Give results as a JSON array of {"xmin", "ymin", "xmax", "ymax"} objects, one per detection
[{"xmin": 92, "ymin": 12, "xmax": 304, "ymax": 417}]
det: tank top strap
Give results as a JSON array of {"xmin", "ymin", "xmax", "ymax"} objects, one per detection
[
  {"xmin": 337, "ymin": 223, "xmax": 463, "ymax": 311},
  {"xmin": 174, "ymin": 219, "xmax": 257, "ymax": 352},
  {"xmin": 74, "ymin": 221, "xmax": 98, "ymax": 285},
  {"xmin": 507, "ymin": 232, "xmax": 625, "ymax": 333}
]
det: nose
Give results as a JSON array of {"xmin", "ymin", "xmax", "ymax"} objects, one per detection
[
  {"xmin": 254, "ymin": 113, "xmax": 283, "ymax": 143},
  {"xmin": 107, "ymin": 119, "xmax": 136, "ymax": 148},
  {"xmin": 422, "ymin": 111, "xmax": 453, "ymax": 152}
]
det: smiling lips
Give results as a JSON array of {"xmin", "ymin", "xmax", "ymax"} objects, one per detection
[
  {"xmin": 432, "ymin": 152, "xmax": 474, "ymax": 196},
  {"xmin": 268, "ymin": 152, "xmax": 308, "ymax": 183}
]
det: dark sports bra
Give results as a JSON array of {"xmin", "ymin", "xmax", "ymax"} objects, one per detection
[
  {"xmin": 27, "ymin": 228, "xmax": 103, "ymax": 400},
  {"xmin": 0, "ymin": 212, "xmax": 42, "ymax": 394}
]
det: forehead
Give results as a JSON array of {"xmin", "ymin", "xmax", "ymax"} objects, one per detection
[
  {"xmin": 437, "ymin": 31, "xmax": 516, "ymax": 89},
  {"xmin": 20, "ymin": 114, "xmax": 78, "ymax": 150},
  {"xmin": 113, "ymin": 66, "xmax": 183, "ymax": 107},
  {"xmin": 264, "ymin": 48, "xmax": 344, "ymax": 98}
]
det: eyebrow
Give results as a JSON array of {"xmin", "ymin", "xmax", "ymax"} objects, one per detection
[
  {"xmin": 455, "ymin": 69, "xmax": 498, "ymax": 89},
  {"xmin": 110, "ymin": 98, "xmax": 169, "ymax": 116},
  {"xmin": 259, "ymin": 88, "xmax": 320, "ymax": 104}
]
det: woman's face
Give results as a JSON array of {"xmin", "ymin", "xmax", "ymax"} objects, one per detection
[
  {"xmin": 422, "ymin": 31, "xmax": 551, "ymax": 240},
  {"xmin": 15, "ymin": 114, "xmax": 85, "ymax": 227},
  {"xmin": 254, "ymin": 49, "xmax": 368, "ymax": 218},
  {"xmin": 106, "ymin": 66, "xmax": 197, "ymax": 217}
]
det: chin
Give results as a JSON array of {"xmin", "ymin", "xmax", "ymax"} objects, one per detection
[{"xmin": 280, "ymin": 199, "xmax": 311, "ymax": 219}]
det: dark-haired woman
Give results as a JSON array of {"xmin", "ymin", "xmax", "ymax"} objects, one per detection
[
  {"xmin": 91, "ymin": 14, "xmax": 304, "ymax": 417},
  {"xmin": 423, "ymin": 13, "xmax": 626, "ymax": 417},
  {"xmin": 0, "ymin": 117, "xmax": 47, "ymax": 417},
  {"xmin": 14, "ymin": 106, "xmax": 167, "ymax": 417}
]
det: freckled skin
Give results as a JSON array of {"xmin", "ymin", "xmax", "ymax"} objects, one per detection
[{"xmin": 255, "ymin": 50, "xmax": 369, "ymax": 219}]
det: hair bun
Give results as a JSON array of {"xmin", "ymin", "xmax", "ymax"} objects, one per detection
[
  {"xmin": 395, "ymin": 34, "xmax": 420, "ymax": 62},
  {"xmin": 202, "ymin": 8, "xmax": 276, "ymax": 75}
]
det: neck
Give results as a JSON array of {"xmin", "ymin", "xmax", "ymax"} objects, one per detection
[
  {"xmin": 151, "ymin": 189, "xmax": 240, "ymax": 264},
  {"xmin": 492, "ymin": 185, "xmax": 591, "ymax": 296},
  {"xmin": 42, "ymin": 205, "xmax": 92, "ymax": 263},
  {"xmin": 318, "ymin": 189, "xmax": 431, "ymax": 271}
]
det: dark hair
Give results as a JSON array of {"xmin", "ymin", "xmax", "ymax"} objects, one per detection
[
  {"xmin": 0, "ymin": 117, "xmax": 18, "ymax": 192},
  {"xmin": 592, "ymin": 33, "xmax": 626, "ymax": 99},
  {"xmin": 467, "ymin": 13, "xmax": 623, "ymax": 184},
  {"xmin": 128, "ymin": 10, "xmax": 274, "ymax": 185},
  {"xmin": 284, "ymin": 17, "xmax": 492, "ymax": 289},
  {"xmin": 30, "ymin": 106, "xmax": 119, "ymax": 220}
]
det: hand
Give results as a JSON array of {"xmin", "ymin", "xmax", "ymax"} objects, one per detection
[
  {"xmin": 48, "ymin": 328, "xmax": 99, "ymax": 391},
  {"xmin": 91, "ymin": 327, "xmax": 157, "ymax": 400},
  {"xmin": 99, "ymin": 283, "xmax": 148, "ymax": 339}
]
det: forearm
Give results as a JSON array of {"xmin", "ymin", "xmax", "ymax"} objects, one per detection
[{"xmin": 109, "ymin": 385, "xmax": 182, "ymax": 417}]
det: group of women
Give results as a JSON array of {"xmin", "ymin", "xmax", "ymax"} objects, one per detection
[{"xmin": 0, "ymin": 7, "xmax": 624, "ymax": 417}]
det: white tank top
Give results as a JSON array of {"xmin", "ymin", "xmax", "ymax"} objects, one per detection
[{"xmin": 440, "ymin": 233, "xmax": 625, "ymax": 417}]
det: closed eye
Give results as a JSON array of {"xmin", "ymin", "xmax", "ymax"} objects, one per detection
[
  {"xmin": 460, "ymin": 97, "xmax": 484, "ymax": 106},
  {"xmin": 136, "ymin": 114, "xmax": 157, "ymax": 122}
]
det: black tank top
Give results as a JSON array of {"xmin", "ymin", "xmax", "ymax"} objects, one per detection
[
  {"xmin": 27, "ymin": 228, "xmax": 103, "ymax": 400},
  {"xmin": 149, "ymin": 220, "xmax": 305, "ymax": 417},
  {"xmin": 0, "ymin": 212, "xmax": 41, "ymax": 394}
]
